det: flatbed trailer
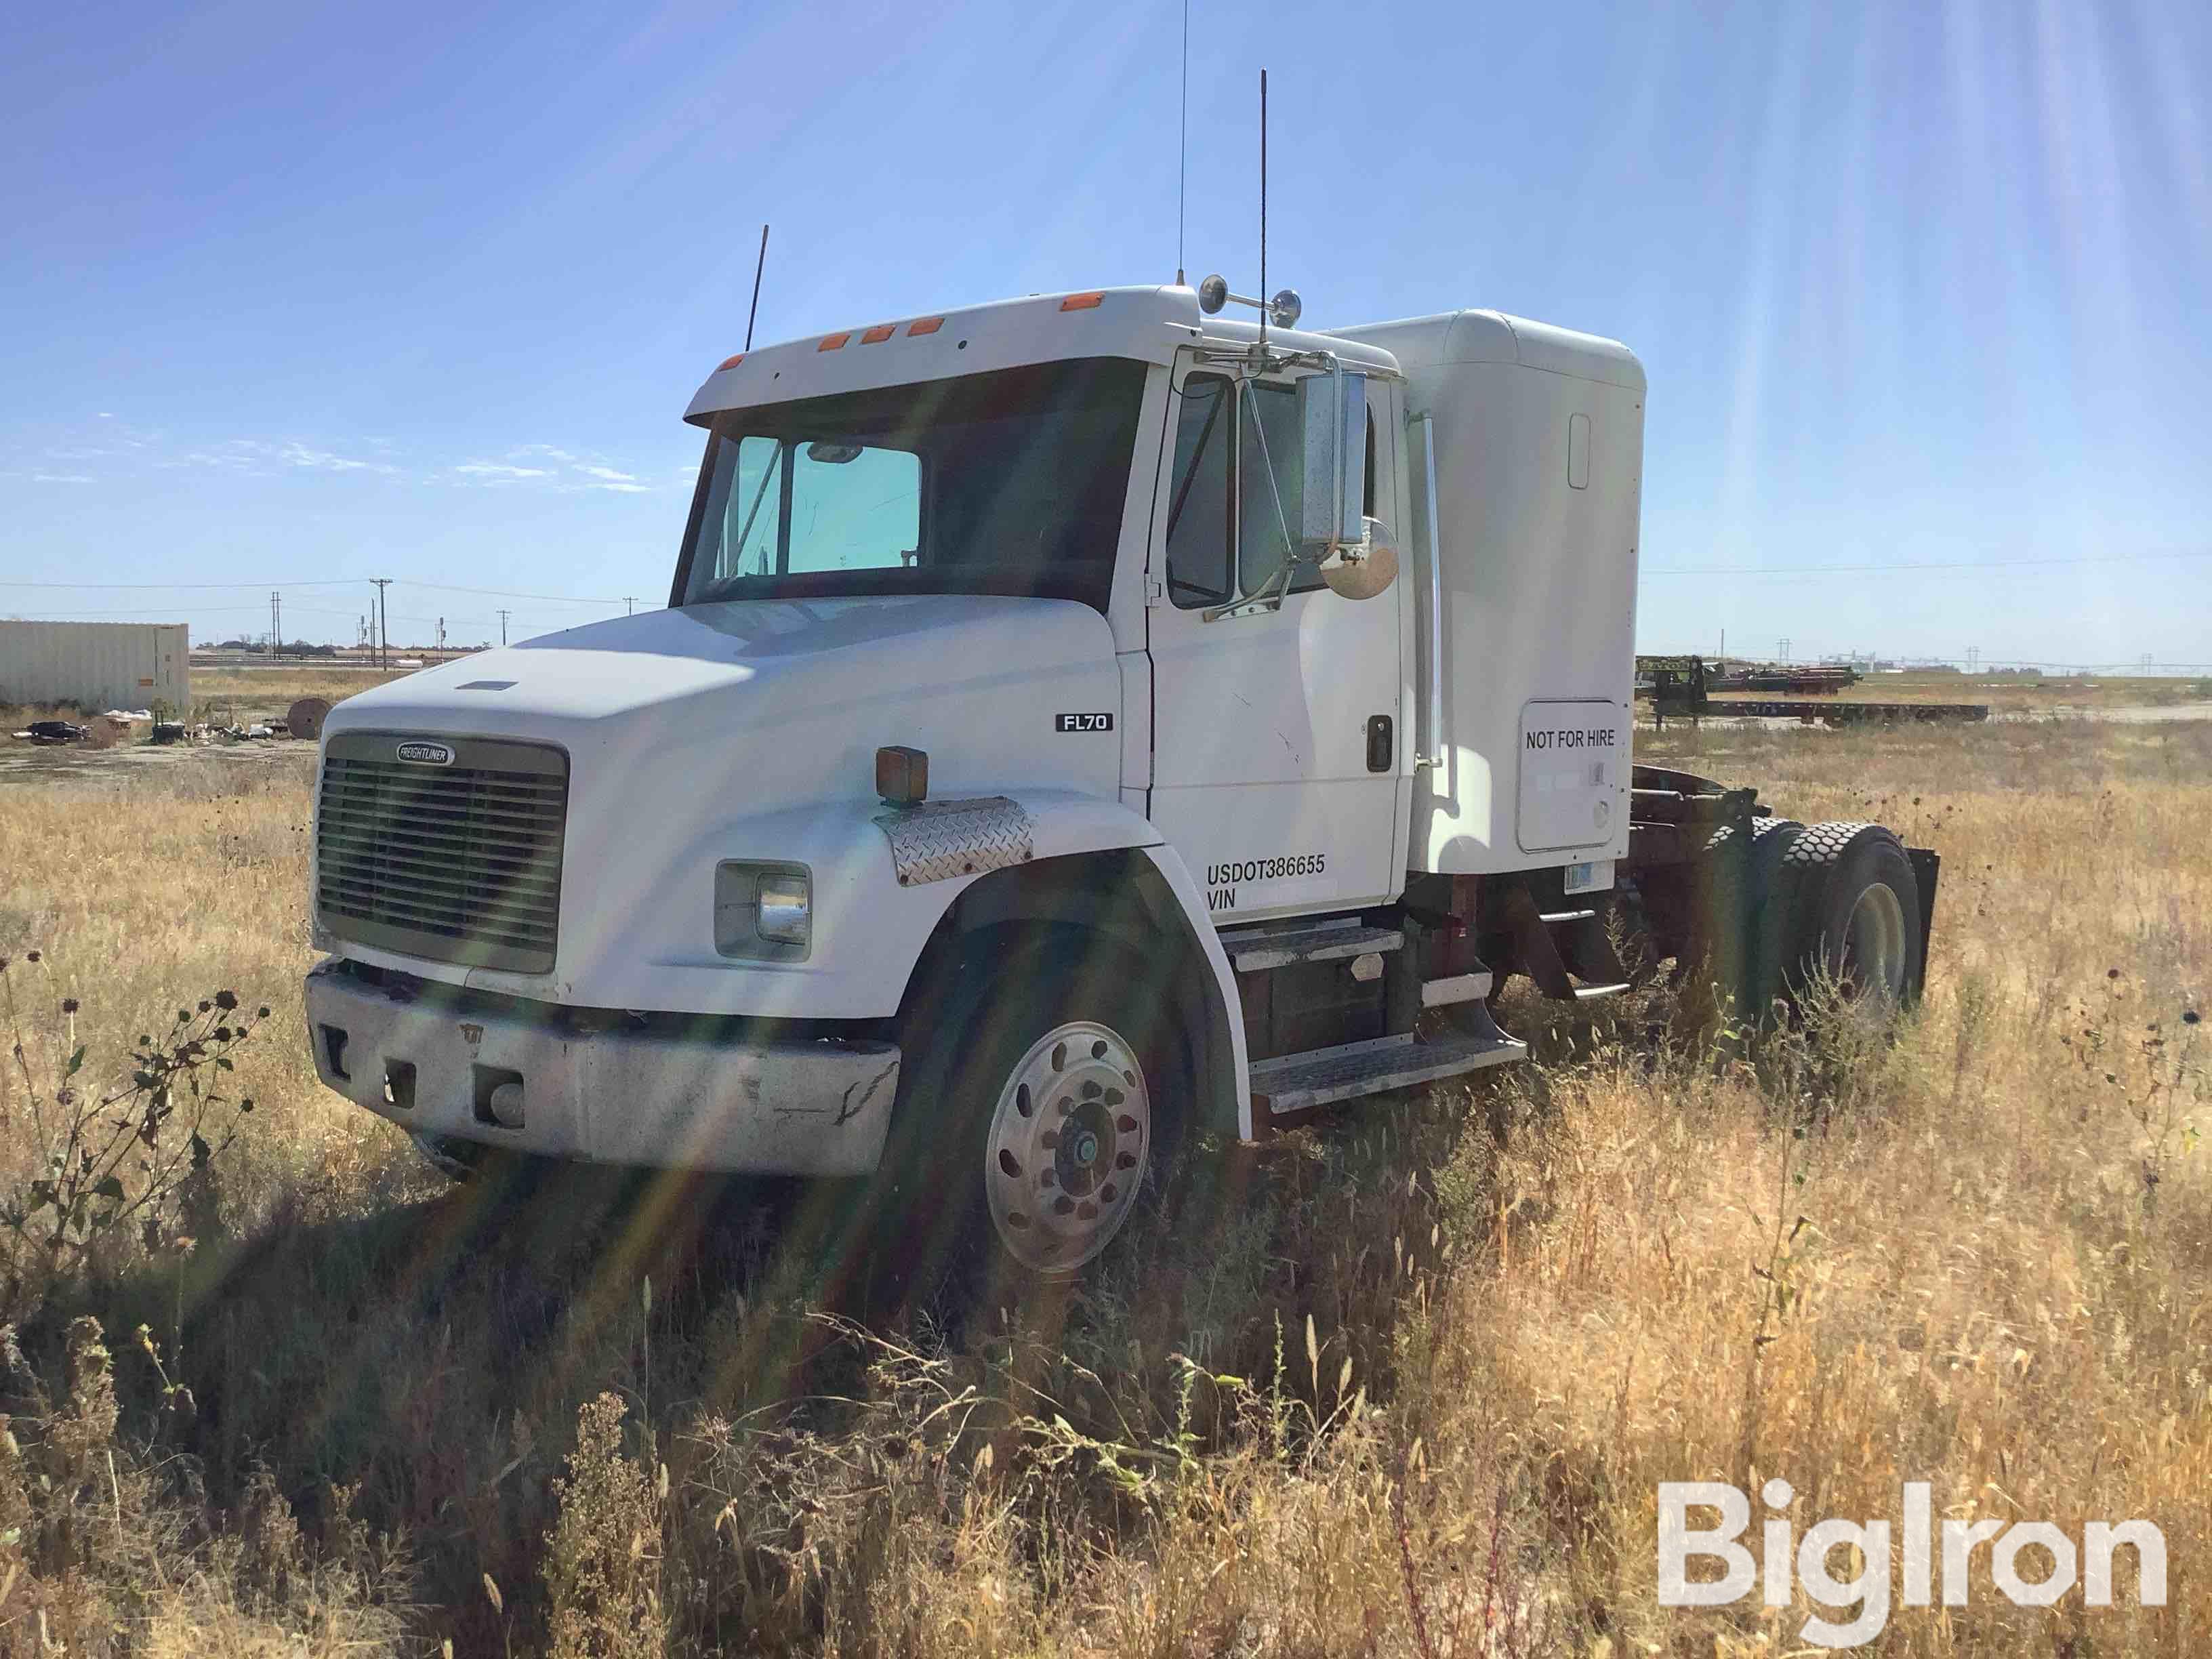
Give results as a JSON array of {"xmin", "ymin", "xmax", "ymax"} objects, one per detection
[{"xmin": 1637, "ymin": 656, "xmax": 1988, "ymax": 727}]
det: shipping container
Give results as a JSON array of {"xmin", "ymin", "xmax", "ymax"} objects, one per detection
[{"xmin": 0, "ymin": 620, "xmax": 192, "ymax": 711}]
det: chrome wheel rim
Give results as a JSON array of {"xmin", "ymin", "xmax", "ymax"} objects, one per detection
[
  {"xmin": 983, "ymin": 1020, "xmax": 1149, "ymax": 1276},
  {"xmin": 1841, "ymin": 881, "xmax": 1908, "ymax": 1009}
]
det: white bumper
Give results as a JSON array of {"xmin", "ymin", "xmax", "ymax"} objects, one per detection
[{"xmin": 305, "ymin": 962, "xmax": 899, "ymax": 1176}]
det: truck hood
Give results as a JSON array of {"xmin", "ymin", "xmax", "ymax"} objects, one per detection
[
  {"xmin": 325, "ymin": 592, "xmax": 1122, "ymax": 798},
  {"xmin": 312, "ymin": 592, "xmax": 1136, "ymax": 1015}
]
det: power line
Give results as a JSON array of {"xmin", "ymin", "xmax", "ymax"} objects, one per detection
[
  {"xmin": 0, "ymin": 577, "xmax": 369, "ymax": 591},
  {"xmin": 394, "ymin": 578, "xmax": 628, "ymax": 605},
  {"xmin": 0, "ymin": 576, "xmax": 630, "ymax": 605}
]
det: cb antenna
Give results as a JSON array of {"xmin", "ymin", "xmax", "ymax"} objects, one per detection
[
  {"xmin": 1193, "ymin": 68, "xmax": 1303, "ymax": 335},
  {"xmin": 744, "ymin": 224, "xmax": 770, "ymax": 351},
  {"xmin": 1175, "ymin": 0, "xmax": 1189, "ymax": 286}
]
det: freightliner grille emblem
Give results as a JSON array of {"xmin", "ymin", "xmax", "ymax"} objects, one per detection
[{"xmin": 396, "ymin": 741, "xmax": 455, "ymax": 766}]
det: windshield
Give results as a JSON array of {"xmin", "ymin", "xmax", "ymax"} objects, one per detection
[{"xmin": 675, "ymin": 358, "xmax": 1147, "ymax": 612}]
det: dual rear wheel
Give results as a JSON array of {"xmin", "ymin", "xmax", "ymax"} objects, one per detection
[{"xmin": 1706, "ymin": 818, "xmax": 1924, "ymax": 1024}]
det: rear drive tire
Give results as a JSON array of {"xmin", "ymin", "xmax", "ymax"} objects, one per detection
[
  {"xmin": 1777, "ymin": 821, "xmax": 1923, "ymax": 1016},
  {"xmin": 866, "ymin": 928, "xmax": 1189, "ymax": 1317},
  {"xmin": 1698, "ymin": 816, "xmax": 1803, "ymax": 1024}
]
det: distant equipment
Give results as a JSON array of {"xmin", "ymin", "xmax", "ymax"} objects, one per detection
[
  {"xmin": 1636, "ymin": 656, "xmax": 1988, "ymax": 726},
  {"xmin": 287, "ymin": 697, "xmax": 334, "ymax": 741}
]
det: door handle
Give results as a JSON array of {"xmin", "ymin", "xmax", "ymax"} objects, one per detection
[{"xmin": 1366, "ymin": 715, "xmax": 1393, "ymax": 773}]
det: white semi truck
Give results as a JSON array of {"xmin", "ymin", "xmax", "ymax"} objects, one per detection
[{"xmin": 304, "ymin": 281, "xmax": 1938, "ymax": 1286}]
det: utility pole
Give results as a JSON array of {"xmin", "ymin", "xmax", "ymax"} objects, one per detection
[
  {"xmin": 370, "ymin": 578, "xmax": 392, "ymax": 670},
  {"xmin": 436, "ymin": 615, "xmax": 446, "ymax": 654},
  {"xmin": 1967, "ymin": 645, "xmax": 1980, "ymax": 673},
  {"xmin": 1779, "ymin": 636, "xmax": 1790, "ymax": 664},
  {"xmin": 622, "ymin": 596, "xmax": 638, "ymax": 616},
  {"xmin": 498, "ymin": 609, "xmax": 510, "ymax": 646}
]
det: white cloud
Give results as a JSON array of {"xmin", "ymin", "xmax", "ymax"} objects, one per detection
[
  {"xmin": 163, "ymin": 440, "xmax": 272, "ymax": 474},
  {"xmin": 453, "ymin": 447, "xmax": 660, "ymax": 493},
  {"xmin": 281, "ymin": 441, "xmax": 396, "ymax": 474},
  {"xmin": 31, "ymin": 472, "xmax": 98, "ymax": 484},
  {"xmin": 95, "ymin": 411, "xmax": 114, "ymax": 419}
]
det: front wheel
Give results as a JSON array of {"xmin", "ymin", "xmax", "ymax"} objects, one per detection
[
  {"xmin": 980, "ymin": 1018, "xmax": 1155, "ymax": 1277},
  {"xmin": 869, "ymin": 928, "xmax": 1188, "ymax": 1314}
]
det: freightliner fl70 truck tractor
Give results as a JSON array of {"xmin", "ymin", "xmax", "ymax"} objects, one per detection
[{"xmin": 304, "ymin": 280, "xmax": 1938, "ymax": 1290}]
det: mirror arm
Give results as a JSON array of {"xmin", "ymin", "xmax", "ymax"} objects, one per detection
[{"xmin": 1325, "ymin": 355, "xmax": 1348, "ymax": 562}]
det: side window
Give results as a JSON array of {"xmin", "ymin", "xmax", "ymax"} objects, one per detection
[
  {"xmin": 785, "ymin": 443, "xmax": 921, "ymax": 573},
  {"xmin": 1237, "ymin": 381, "xmax": 1307, "ymax": 594},
  {"xmin": 1165, "ymin": 374, "xmax": 1232, "ymax": 606},
  {"xmin": 1164, "ymin": 371, "xmax": 1355, "ymax": 607},
  {"xmin": 720, "ymin": 435, "xmax": 785, "ymax": 580}
]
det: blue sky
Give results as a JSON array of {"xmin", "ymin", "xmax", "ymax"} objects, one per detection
[{"xmin": 3, "ymin": 0, "xmax": 2207, "ymax": 666}]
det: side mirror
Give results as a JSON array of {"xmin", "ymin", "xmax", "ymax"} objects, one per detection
[
  {"xmin": 1321, "ymin": 520, "xmax": 1397, "ymax": 600},
  {"xmin": 1298, "ymin": 368, "xmax": 1367, "ymax": 550}
]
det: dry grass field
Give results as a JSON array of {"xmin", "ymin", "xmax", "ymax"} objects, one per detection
[
  {"xmin": 0, "ymin": 716, "xmax": 2203, "ymax": 1654},
  {"xmin": 185, "ymin": 665, "xmax": 416, "ymax": 720}
]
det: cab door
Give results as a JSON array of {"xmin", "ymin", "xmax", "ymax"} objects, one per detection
[{"xmin": 1143, "ymin": 356, "xmax": 1404, "ymax": 923}]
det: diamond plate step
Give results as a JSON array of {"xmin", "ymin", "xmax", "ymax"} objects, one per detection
[
  {"xmin": 1251, "ymin": 1018, "xmax": 1526, "ymax": 1118},
  {"xmin": 1221, "ymin": 920, "xmax": 1404, "ymax": 972}
]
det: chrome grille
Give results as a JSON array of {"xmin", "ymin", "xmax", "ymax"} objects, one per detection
[{"xmin": 314, "ymin": 733, "xmax": 567, "ymax": 973}]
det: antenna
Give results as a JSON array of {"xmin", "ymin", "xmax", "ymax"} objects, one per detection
[
  {"xmin": 744, "ymin": 224, "xmax": 771, "ymax": 351},
  {"xmin": 1193, "ymin": 68, "xmax": 1300, "ymax": 334},
  {"xmin": 1176, "ymin": 0, "xmax": 1189, "ymax": 286}
]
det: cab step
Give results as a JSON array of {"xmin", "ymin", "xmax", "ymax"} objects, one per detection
[
  {"xmin": 1221, "ymin": 918, "xmax": 1404, "ymax": 973},
  {"xmin": 1250, "ymin": 1012, "xmax": 1526, "ymax": 1119},
  {"xmin": 1420, "ymin": 969, "xmax": 1494, "ymax": 1007}
]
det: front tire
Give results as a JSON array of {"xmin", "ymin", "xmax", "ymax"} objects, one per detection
[{"xmin": 869, "ymin": 928, "xmax": 1188, "ymax": 1315}]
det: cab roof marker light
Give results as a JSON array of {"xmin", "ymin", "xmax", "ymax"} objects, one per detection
[
  {"xmin": 716, "ymin": 352, "xmax": 745, "ymax": 371},
  {"xmin": 1060, "ymin": 291, "xmax": 1105, "ymax": 311},
  {"xmin": 906, "ymin": 316, "xmax": 944, "ymax": 335},
  {"xmin": 817, "ymin": 332, "xmax": 851, "ymax": 351},
  {"xmin": 860, "ymin": 325, "xmax": 896, "ymax": 344}
]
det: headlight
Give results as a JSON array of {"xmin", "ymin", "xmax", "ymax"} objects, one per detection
[
  {"xmin": 714, "ymin": 861, "xmax": 811, "ymax": 960},
  {"xmin": 754, "ymin": 869, "xmax": 811, "ymax": 946}
]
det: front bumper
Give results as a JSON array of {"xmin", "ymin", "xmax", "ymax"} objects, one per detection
[{"xmin": 304, "ymin": 960, "xmax": 899, "ymax": 1176}]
